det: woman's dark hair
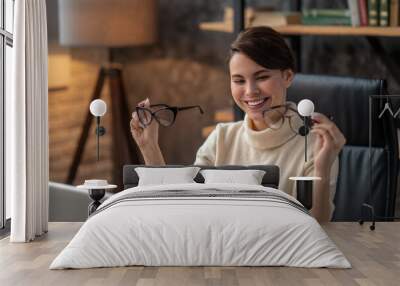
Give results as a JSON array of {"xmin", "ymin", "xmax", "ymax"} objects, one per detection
[{"xmin": 229, "ymin": 26, "xmax": 296, "ymax": 72}]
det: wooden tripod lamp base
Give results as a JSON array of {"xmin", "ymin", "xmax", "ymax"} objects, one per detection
[{"xmin": 67, "ymin": 65, "xmax": 142, "ymax": 190}]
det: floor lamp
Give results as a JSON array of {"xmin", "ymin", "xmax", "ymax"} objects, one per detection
[{"xmin": 58, "ymin": 0, "xmax": 157, "ymax": 188}]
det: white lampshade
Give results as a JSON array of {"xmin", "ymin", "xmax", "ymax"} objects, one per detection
[
  {"xmin": 298, "ymin": 99, "xmax": 314, "ymax": 117},
  {"xmin": 90, "ymin": 99, "xmax": 107, "ymax": 117},
  {"xmin": 58, "ymin": 0, "xmax": 157, "ymax": 47}
]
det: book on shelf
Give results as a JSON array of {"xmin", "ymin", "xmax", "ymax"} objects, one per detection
[
  {"xmin": 368, "ymin": 0, "xmax": 379, "ymax": 26},
  {"xmin": 358, "ymin": 0, "xmax": 369, "ymax": 26},
  {"xmin": 302, "ymin": 9, "xmax": 352, "ymax": 18},
  {"xmin": 302, "ymin": 17, "xmax": 352, "ymax": 26},
  {"xmin": 224, "ymin": 6, "xmax": 255, "ymax": 26},
  {"xmin": 302, "ymin": 9, "xmax": 352, "ymax": 26},
  {"xmin": 348, "ymin": 0, "xmax": 361, "ymax": 26},
  {"xmin": 380, "ymin": 0, "xmax": 390, "ymax": 26},
  {"xmin": 390, "ymin": 0, "xmax": 399, "ymax": 26},
  {"xmin": 250, "ymin": 11, "xmax": 301, "ymax": 27}
]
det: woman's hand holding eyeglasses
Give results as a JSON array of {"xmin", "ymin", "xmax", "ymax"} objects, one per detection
[
  {"xmin": 130, "ymin": 98, "xmax": 165, "ymax": 165},
  {"xmin": 131, "ymin": 98, "xmax": 158, "ymax": 148}
]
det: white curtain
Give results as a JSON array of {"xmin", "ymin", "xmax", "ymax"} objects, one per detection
[{"xmin": 7, "ymin": 0, "xmax": 49, "ymax": 242}]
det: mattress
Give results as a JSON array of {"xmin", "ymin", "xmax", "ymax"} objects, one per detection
[{"xmin": 50, "ymin": 183, "xmax": 351, "ymax": 269}]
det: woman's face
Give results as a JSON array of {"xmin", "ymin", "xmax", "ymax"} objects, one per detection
[{"xmin": 229, "ymin": 52, "xmax": 294, "ymax": 128}]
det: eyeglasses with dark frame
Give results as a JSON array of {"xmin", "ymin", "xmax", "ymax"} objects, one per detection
[
  {"xmin": 262, "ymin": 103, "xmax": 312, "ymax": 135},
  {"xmin": 136, "ymin": 104, "xmax": 204, "ymax": 127}
]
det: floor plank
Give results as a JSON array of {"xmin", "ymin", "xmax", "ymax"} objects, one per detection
[{"xmin": 0, "ymin": 222, "xmax": 399, "ymax": 286}]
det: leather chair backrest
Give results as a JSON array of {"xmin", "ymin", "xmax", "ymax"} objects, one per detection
[
  {"xmin": 334, "ymin": 146, "xmax": 388, "ymax": 220},
  {"xmin": 288, "ymin": 74, "xmax": 386, "ymax": 146},
  {"xmin": 287, "ymin": 74, "xmax": 397, "ymax": 220}
]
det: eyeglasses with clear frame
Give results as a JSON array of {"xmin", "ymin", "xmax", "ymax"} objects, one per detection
[
  {"xmin": 262, "ymin": 103, "xmax": 312, "ymax": 135},
  {"xmin": 136, "ymin": 104, "xmax": 204, "ymax": 127}
]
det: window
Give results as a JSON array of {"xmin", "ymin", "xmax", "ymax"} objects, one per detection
[{"xmin": 1, "ymin": 0, "xmax": 14, "ymax": 230}]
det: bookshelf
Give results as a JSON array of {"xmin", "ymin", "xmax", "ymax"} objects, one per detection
[
  {"xmin": 201, "ymin": 0, "xmax": 400, "ymax": 120},
  {"xmin": 199, "ymin": 22, "xmax": 400, "ymax": 37},
  {"xmin": 199, "ymin": 22, "xmax": 232, "ymax": 33},
  {"xmin": 276, "ymin": 25, "xmax": 400, "ymax": 37}
]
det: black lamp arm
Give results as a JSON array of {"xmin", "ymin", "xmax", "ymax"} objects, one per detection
[
  {"xmin": 95, "ymin": 116, "xmax": 106, "ymax": 161},
  {"xmin": 95, "ymin": 117, "xmax": 106, "ymax": 136}
]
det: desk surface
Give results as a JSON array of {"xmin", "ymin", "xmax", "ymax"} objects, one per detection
[{"xmin": 0, "ymin": 222, "xmax": 399, "ymax": 286}]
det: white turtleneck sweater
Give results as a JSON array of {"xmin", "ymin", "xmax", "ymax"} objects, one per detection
[{"xmin": 194, "ymin": 112, "xmax": 338, "ymax": 210}]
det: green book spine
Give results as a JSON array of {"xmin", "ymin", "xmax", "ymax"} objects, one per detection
[
  {"xmin": 302, "ymin": 16, "xmax": 352, "ymax": 26},
  {"xmin": 380, "ymin": 0, "xmax": 390, "ymax": 25},
  {"xmin": 302, "ymin": 9, "xmax": 351, "ymax": 18},
  {"xmin": 368, "ymin": 0, "xmax": 379, "ymax": 26}
]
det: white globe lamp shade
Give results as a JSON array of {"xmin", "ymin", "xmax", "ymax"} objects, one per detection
[
  {"xmin": 298, "ymin": 99, "xmax": 314, "ymax": 117},
  {"xmin": 90, "ymin": 99, "xmax": 107, "ymax": 117}
]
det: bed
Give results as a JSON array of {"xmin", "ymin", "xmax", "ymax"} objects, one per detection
[{"xmin": 49, "ymin": 165, "xmax": 350, "ymax": 269}]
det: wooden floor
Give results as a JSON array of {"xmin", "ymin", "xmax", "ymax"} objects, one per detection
[{"xmin": 0, "ymin": 222, "xmax": 399, "ymax": 286}]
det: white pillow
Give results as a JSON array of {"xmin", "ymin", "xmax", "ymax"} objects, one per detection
[
  {"xmin": 200, "ymin": 169, "xmax": 266, "ymax": 185},
  {"xmin": 135, "ymin": 167, "xmax": 201, "ymax": 186}
]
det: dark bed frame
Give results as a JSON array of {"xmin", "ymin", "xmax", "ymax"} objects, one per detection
[{"xmin": 123, "ymin": 165, "xmax": 280, "ymax": 190}]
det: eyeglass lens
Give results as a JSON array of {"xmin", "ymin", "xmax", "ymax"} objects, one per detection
[
  {"xmin": 263, "ymin": 105, "xmax": 305, "ymax": 134},
  {"xmin": 154, "ymin": 109, "xmax": 175, "ymax": 126},
  {"xmin": 263, "ymin": 106, "xmax": 287, "ymax": 130},
  {"xmin": 137, "ymin": 108, "xmax": 152, "ymax": 126}
]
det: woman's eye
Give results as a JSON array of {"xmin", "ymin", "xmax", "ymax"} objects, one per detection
[
  {"xmin": 256, "ymin": 76, "xmax": 270, "ymax": 81},
  {"xmin": 233, "ymin": 79, "xmax": 245, "ymax": 84}
]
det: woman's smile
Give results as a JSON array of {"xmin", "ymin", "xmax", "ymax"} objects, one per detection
[{"xmin": 243, "ymin": 97, "xmax": 271, "ymax": 111}]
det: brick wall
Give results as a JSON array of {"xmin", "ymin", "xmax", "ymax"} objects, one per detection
[
  {"xmin": 49, "ymin": 48, "xmax": 113, "ymax": 185},
  {"xmin": 48, "ymin": 50, "xmax": 230, "ymax": 185}
]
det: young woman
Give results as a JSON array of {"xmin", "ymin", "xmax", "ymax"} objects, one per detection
[{"xmin": 130, "ymin": 26, "xmax": 346, "ymax": 222}]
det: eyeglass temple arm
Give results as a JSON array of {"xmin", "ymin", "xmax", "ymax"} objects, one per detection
[
  {"xmin": 286, "ymin": 106, "xmax": 300, "ymax": 114},
  {"xmin": 177, "ymin": 105, "xmax": 204, "ymax": 114}
]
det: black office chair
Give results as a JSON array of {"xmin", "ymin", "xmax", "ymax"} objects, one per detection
[{"xmin": 286, "ymin": 74, "xmax": 398, "ymax": 222}]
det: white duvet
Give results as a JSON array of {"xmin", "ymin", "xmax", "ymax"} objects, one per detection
[{"xmin": 50, "ymin": 183, "xmax": 351, "ymax": 269}]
